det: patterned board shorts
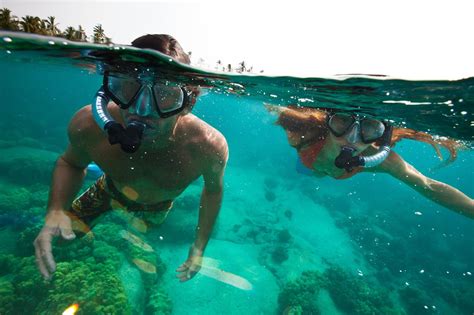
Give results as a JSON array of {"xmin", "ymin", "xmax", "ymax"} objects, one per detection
[{"xmin": 68, "ymin": 175, "xmax": 173, "ymax": 232}]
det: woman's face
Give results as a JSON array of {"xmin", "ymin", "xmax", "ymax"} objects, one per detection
[{"xmin": 327, "ymin": 125, "xmax": 372, "ymax": 154}]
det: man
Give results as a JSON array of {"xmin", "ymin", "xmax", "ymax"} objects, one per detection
[{"xmin": 34, "ymin": 34, "xmax": 228, "ymax": 282}]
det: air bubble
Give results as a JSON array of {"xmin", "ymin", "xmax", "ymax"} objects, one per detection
[{"xmin": 3, "ymin": 37, "xmax": 12, "ymax": 42}]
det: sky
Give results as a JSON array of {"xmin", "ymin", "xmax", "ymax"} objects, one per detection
[{"xmin": 2, "ymin": 0, "xmax": 474, "ymax": 79}]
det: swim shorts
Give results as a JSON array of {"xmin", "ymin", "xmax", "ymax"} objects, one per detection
[{"xmin": 68, "ymin": 174, "xmax": 173, "ymax": 228}]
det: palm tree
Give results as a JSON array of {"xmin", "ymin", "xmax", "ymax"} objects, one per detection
[
  {"xmin": 77, "ymin": 25, "xmax": 87, "ymax": 42},
  {"xmin": 0, "ymin": 8, "xmax": 19, "ymax": 30},
  {"xmin": 20, "ymin": 15, "xmax": 43, "ymax": 34},
  {"xmin": 237, "ymin": 61, "xmax": 247, "ymax": 73},
  {"xmin": 44, "ymin": 16, "xmax": 60, "ymax": 36},
  {"xmin": 63, "ymin": 26, "xmax": 76, "ymax": 40},
  {"xmin": 93, "ymin": 24, "xmax": 106, "ymax": 44}
]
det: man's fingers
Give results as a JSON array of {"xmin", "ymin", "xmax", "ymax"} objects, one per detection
[
  {"xmin": 34, "ymin": 230, "xmax": 57, "ymax": 277},
  {"xmin": 59, "ymin": 217, "xmax": 76, "ymax": 240},
  {"xmin": 39, "ymin": 237, "xmax": 56, "ymax": 273},
  {"xmin": 176, "ymin": 263, "xmax": 189, "ymax": 272},
  {"xmin": 177, "ymin": 272, "xmax": 191, "ymax": 282},
  {"xmin": 189, "ymin": 264, "xmax": 200, "ymax": 273},
  {"xmin": 44, "ymin": 249, "xmax": 56, "ymax": 274},
  {"xmin": 60, "ymin": 227, "xmax": 76, "ymax": 241},
  {"xmin": 176, "ymin": 264, "xmax": 200, "ymax": 282},
  {"xmin": 176, "ymin": 270, "xmax": 189, "ymax": 280},
  {"xmin": 34, "ymin": 239, "xmax": 50, "ymax": 280}
]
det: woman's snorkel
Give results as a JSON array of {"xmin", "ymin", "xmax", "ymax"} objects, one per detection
[
  {"xmin": 92, "ymin": 86, "xmax": 146, "ymax": 153},
  {"xmin": 335, "ymin": 123, "xmax": 393, "ymax": 172}
]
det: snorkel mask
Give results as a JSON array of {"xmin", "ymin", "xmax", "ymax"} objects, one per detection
[
  {"xmin": 327, "ymin": 113, "xmax": 393, "ymax": 172},
  {"xmin": 92, "ymin": 68, "xmax": 192, "ymax": 153}
]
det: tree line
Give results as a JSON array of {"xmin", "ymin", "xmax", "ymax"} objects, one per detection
[
  {"xmin": 1, "ymin": 7, "xmax": 262, "ymax": 73},
  {"xmin": 0, "ymin": 8, "xmax": 111, "ymax": 44}
]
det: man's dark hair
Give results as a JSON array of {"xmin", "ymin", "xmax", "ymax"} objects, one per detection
[{"xmin": 131, "ymin": 34, "xmax": 191, "ymax": 65}]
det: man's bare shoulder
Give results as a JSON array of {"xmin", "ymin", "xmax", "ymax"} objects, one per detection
[
  {"xmin": 67, "ymin": 105, "xmax": 104, "ymax": 147},
  {"xmin": 179, "ymin": 114, "xmax": 228, "ymax": 162}
]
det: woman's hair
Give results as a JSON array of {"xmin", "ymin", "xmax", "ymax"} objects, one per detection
[
  {"xmin": 390, "ymin": 128, "xmax": 461, "ymax": 164},
  {"xmin": 274, "ymin": 106, "xmax": 461, "ymax": 163},
  {"xmin": 275, "ymin": 106, "xmax": 328, "ymax": 140}
]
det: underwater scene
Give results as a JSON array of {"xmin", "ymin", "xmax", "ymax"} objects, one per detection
[{"xmin": 0, "ymin": 32, "xmax": 473, "ymax": 315}]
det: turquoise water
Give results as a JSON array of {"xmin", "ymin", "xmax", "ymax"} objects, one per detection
[{"xmin": 0, "ymin": 32, "xmax": 473, "ymax": 314}]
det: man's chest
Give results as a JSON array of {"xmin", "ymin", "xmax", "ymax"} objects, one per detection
[{"xmin": 89, "ymin": 146, "xmax": 202, "ymax": 199}]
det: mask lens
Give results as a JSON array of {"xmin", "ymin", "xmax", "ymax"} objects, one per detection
[
  {"xmin": 152, "ymin": 83, "xmax": 184, "ymax": 113},
  {"xmin": 107, "ymin": 74, "xmax": 141, "ymax": 105},
  {"xmin": 360, "ymin": 118, "xmax": 385, "ymax": 142},
  {"xmin": 328, "ymin": 114, "xmax": 355, "ymax": 136}
]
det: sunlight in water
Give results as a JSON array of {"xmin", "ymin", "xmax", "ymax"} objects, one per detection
[
  {"xmin": 199, "ymin": 257, "xmax": 253, "ymax": 291},
  {"xmin": 62, "ymin": 304, "xmax": 79, "ymax": 315}
]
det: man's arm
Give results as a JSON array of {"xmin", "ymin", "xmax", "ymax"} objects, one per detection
[
  {"xmin": 34, "ymin": 110, "xmax": 94, "ymax": 279},
  {"xmin": 47, "ymin": 145, "xmax": 91, "ymax": 211},
  {"xmin": 176, "ymin": 134, "xmax": 228, "ymax": 281},
  {"xmin": 377, "ymin": 151, "xmax": 474, "ymax": 219},
  {"xmin": 193, "ymin": 160, "xmax": 226, "ymax": 252}
]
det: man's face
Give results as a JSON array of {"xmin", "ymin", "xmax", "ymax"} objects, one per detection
[{"xmin": 121, "ymin": 98, "xmax": 181, "ymax": 142}]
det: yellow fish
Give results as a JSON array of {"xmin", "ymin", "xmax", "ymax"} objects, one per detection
[
  {"xmin": 132, "ymin": 258, "xmax": 156, "ymax": 274},
  {"xmin": 120, "ymin": 230, "xmax": 154, "ymax": 252}
]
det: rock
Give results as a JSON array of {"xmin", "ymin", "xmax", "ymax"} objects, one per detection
[
  {"xmin": 118, "ymin": 259, "xmax": 146, "ymax": 314},
  {"xmin": 0, "ymin": 147, "xmax": 58, "ymax": 186}
]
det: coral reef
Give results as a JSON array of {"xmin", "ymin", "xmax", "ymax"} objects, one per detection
[
  {"xmin": 278, "ymin": 266, "xmax": 403, "ymax": 315},
  {"xmin": 146, "ymin": 285, "xmax": 173, "ymax": 315},
  {"xmin": 0, "ymin": 209, "xmax": 173, "ymax": 314},
  {"xmin": 37, "ymin": 260, "xmax": 130, "ymax": 315},
  {"xmin": 278, "ymin": 270, "xmax": 323, "ymax": 314}
]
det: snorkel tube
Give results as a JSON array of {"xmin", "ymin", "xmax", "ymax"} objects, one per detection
[
  {"xmin": 335, "ymin": 124, "xmax": 393, "ymax": 172},
  {"xmin": 92, "ymin": 87, "xmax": 146, "ymax": 153}
]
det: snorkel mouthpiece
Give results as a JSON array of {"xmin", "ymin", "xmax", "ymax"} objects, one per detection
[
  {"xmin": 92, "ymin": 86, "xmax": 146, "ymax": 153},
  {"xmin": 335, "ymin": 124, "xmax": 393, "ymax": 172},
  {"xmin": 335, "ymin": 147, "xmax": 364, "ymax": 172},
  {"xmin": 121, "ymin": 121, "xmax": 146, "ymax": 153}
]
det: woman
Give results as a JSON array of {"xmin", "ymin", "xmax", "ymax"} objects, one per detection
[{"xmin": 267, "ymin": 105, "xmax": 473, "ymax": 219}]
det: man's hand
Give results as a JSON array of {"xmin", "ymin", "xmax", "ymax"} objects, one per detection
[
  {"xmin": 33, "ymin": 210, "xmax": 76, "ymax": 280},
  {"xmin": 176, "ymin": 245, "xmax": 203, "ymax": 282}
]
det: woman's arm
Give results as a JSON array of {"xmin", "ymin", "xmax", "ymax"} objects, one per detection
[{"xmin": 376, "ymin": 151, "xmax": 474, "ymax": 219}]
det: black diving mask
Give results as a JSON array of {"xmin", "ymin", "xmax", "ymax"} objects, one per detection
[
  {"xmin": 328, "ymin": 113, "xmax": 393, "ymax": 172},
  {"xmin": 327, "ymin": 113, "xmax": 385, "ymax": 144},
  {"xmin": 103, "ymin": 70, "xmax": 191, "ymax": 118}
]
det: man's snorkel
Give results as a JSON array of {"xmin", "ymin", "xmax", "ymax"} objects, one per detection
[
  {"xmin": 334, "ymin": 123, "xmax": 393, "ymax": 172},
  {"xmin": 92, "ymin": 87, "xmax": 146, "ymax": 153}
]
